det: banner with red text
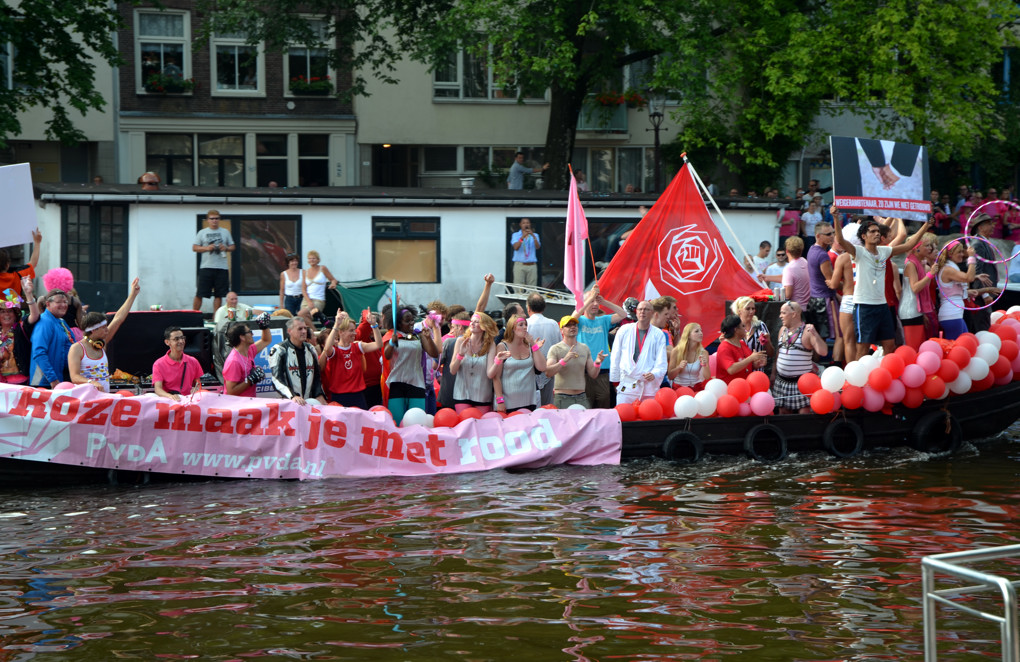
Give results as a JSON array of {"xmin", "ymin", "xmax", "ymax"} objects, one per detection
[
  {"xmin": 0, "ymin": 384, "xmax": 621, "ymax": 480},
  {"xmin": 829, "ymin": 135, "xmax": 930, "ymax": 221}
]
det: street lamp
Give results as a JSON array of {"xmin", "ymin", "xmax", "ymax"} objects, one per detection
[{"xmin": 646, "ymin": 91, "xmax": 667, "ymax": 193}]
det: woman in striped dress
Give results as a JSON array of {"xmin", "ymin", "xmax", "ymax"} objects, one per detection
[{"xmin": 771, "ymin": 301, "xmax": 828, "ymax": 414}]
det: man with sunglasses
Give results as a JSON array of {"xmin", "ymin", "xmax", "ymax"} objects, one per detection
[
  {"xmin": 192, "ymin": 210, "xmax": 235, "ymax": 313},
  {"xmin": 834, "ymin": 211, "xmax": 931, "ymax": 358},
  {"xmin": 806, "ymin": 223, "xmax": 838, "ymax": 345}
]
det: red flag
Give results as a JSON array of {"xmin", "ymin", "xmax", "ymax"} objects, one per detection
[
  {"xmin": 598, "ymin": 163, "xmax": 760, "ymax": 336},
  {"xmin": 564, "ymin": 170, "xmax": 589, "ymax": 310}
]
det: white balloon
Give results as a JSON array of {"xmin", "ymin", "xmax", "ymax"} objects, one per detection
[
  {"xmin": 858, "ymin": 354, "xmax": 879, "ymax": 374},
  {"xmin": 844, "ymin": 361, "xmax": 869, "ymax": 387},
  {"xmin": 694, "ymin": 391, "xmax": 718, "ymax": 417},
  {"xmin": 991, "ymin": 311, "xmax": 1005, "ymax": 324},
  {"xmin": 424, "ymin": 414, "xmax": 435, "ymax": 427},
  {"xmin": 401, "ymin": 407, "xmax": 428, "ymax": 427},
  {"xmin": 1009, "ymin": 305, "xmax": 1020, "ymax": 315},
  {"xmin": 965, "ymin": 356, "xmax": 990, "ymax": 381},
  {"xmin": 938, "ymin": 385, "xmax": 950, "ymax": 400},
  {"xmin": 674, "ymin": 395, "xmax": 699, "ymax": 419},
  {"xmin": 976, "ymin": 331, "xmax": 1002, "ymax": 350},
  {"xmin": 948, "ymin": 372, "xmax": 972, "ymax": 394},
  {"xmin": 567, "ymin": 403, "xmax": 587, "ymax": 411},
  {"xmin": 820, "ymin": 366, "xmax": 845, "ymax": 393},
  {"xmin": 704, "ymin": 378, "xmax": 728, "ymax": 398},
  {"xmin": 976, "ymin": 343, "xmax": 1000, "ymax": 366}
]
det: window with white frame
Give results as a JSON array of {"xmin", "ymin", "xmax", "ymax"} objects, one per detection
[
  {"xmin": 212, "ymin": 30, "xmax": 263, "ymax": 94},
  {"xmin": 285, "ymin": 19, "xmax": 332, "ymax": 96},
  {"xmin": 136, "ymin": 10, "xmax": 190, "ymax": 93},
  {"xmin": 433, "ymin": 47, "xmax": 546, "ymax": 101}
]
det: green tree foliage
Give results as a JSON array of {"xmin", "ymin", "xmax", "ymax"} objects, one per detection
[
  {"xmin": 0, "ymin": 1, "xmax": 124, "ymax": 148},
  {"xmin": 672, "ymin": 0, "xmax": 1020, "ymax": 190},
  {"xmin": 197, "ymin": 0, "xmax": 1019, "ymax": 190}
]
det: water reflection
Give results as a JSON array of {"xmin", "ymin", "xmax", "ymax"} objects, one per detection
[{"xmin": 0, "ymin": 430, "xmax": 1017, "ymax": 660}]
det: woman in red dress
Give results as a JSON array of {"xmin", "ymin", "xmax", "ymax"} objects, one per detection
[{"xmin": 715, "ymin": 314, "xmax": 765, "ymax": 384}]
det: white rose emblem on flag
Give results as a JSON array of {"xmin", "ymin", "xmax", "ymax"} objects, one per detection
[{"xmin": 657, "ymin": 225, "xmax": 723, "ymax": 294}]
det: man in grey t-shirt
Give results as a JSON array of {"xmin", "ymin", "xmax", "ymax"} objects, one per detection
[
  {"xmin": 192, "ymin": 209, "xmax": 235, "ymax": 312},
  {"xmin": 506, "ymin": 152, "xmax": 549, "ymax": 190}
]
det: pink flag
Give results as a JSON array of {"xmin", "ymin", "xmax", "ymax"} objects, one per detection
[{"xmin": 565, "ymin": 170, "xmax": 589, "ymax": 310}]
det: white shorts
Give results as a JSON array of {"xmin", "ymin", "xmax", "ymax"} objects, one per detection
[{"xmin": 839, "ymin": 294, "xmax": 854, "ymax": 315}]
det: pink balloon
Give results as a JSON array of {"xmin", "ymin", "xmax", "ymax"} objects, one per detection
[
  {"xmin": 56, "ymin": 381, "xmax": 75, "ymax": 390},
  {"xmin": 883, "ymin": 378, "xmax": 906, "ymax": 404},
  {"xmin": 916, "ymin": 351, "xmax": 941, "ymax": 375},
  {"xmin": 749, "ymin": 391, "xmax": 775, "ymax": 417},
  {"xmin": 862, "ymin": 386, "xmax": 885, "ymax": 412},
  {"xmin": 901, "ymin": 363, "xmax": 927, "ymax": 388},
  {"xmin": 831, "ymin": 391, "xmax": 841, "ymax": 411},
  {"xmin": 708, "ymin": 353, "xmax": 718, "ymax": 378},
  {"xmin": 738, "ymin": 402, "xmax": 752, "ymax": 417},
  {"xmin": 918, "ymin": 339, "xmax": 943, "ymax": 357},
  {"xmin": 1012, "ymin": 353, "xmax": 1020, "ymax": 373},
  {"xmin": 995, "ymin": 370, "xmax": 1013, "ymax": 386},
  {"xmin": 481, "ymin": 411, "xmax": 503, "ymax": 419}
]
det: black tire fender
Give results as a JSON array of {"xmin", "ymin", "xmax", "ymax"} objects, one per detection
[
  {"xmin": 911, "ymin": 410, "xmax": 962, "ymax": 455},
  {"xmin": 662, "ymin": 430, "xmax": 703, "ymax": 464},
  {"xmin": 744, "ymin": 423, "xmax": 788, "ymax": 462},
  {"xmin": 822, "ymin": 419, "xmax": 864, "ymax": 458}
]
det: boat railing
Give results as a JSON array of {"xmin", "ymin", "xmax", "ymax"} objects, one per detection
[
  {"xmin": 922, "ymin": 543, "xmax": 1020, "ymax": 661},
  {"xmin": 493, "ymin": 281, "xmax": 575, "ymax": 304}
]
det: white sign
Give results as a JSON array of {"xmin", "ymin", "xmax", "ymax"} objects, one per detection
[{"xmin": 0, "ymin": 163, "xmax": 37, "ymax": 248}]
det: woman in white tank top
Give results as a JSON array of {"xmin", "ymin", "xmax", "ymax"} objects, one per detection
[
  {"xmin": 302, "ymin": 250, "xmax": 338, "ymax": 315},
  {"xmin": 68, "ymin": 278, "xmax": 141, "ymax": 392}
]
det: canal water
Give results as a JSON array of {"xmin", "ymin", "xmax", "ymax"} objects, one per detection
[{"xmin": 1, "ymin": 425, "xmax": 1018, "ymax": 661}]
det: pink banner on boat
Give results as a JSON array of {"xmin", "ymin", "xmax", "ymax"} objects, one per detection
[{"xmin": 0, "ymin": 384, "xmax": 622, "ymax": 480}]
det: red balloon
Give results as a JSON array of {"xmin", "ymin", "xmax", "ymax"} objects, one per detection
[
  {"xmin": 999, "ymin": 340, "xmax": 1019, "ymax": 362},
  {"xmin": 433, "ymin": 408, "xmax": 460, "ymax": 428},
  {"xmin": 459, "ymin": 407, "xmax": 483, "ymax": 421},
  {"xmin": 727, "ymin": 377, "xmax": 751, "ymax": 402},
  {"xmin": 541, "ymin": 404, "xmax": 557, "ymax": 409},
  {"xmin": 880, "ymin": 354, "xmax": 905, "ymax": 379},
  {"xmin": 810, "ymin": 389, "xmax": 834, "ymax": 415},
  {"xmin": 747, "ymin": 370, "xmax": 770, "ymax": 395},
  {"xmin": 955, "ymin": 334, "xmax": 980, "ymax": 356},
  {"xmin": 673, "ymin": 385, "xmax": 696, "ymax": 398},
  {"xmin": 994, "ymin": 323, "xmax": 1018, "ymax": 344},
  {"xmin": 902, "ymin": 387, "xmax": 925, "ymax": 408},
  {"xmin": 991, "ymin": 355, "xmax": 1011, "ymax": 379},
  {"xmin": 654, "ymin": 387, "xmax": 678, "ymax": 413},
  {"xmin": 972, "ymin": 373, "xmax": 996, "ymax": 392},
  {"xmin": 922, "ymin": 375, "xmax": 946, "ymax": 400},
  {"xmin": 894, "ymin": 345, "xmax": 918, "ymax": 365},
  {"xmin": 947, "ymin": 346, "xmax": 971, "ymax": 369},
  {"xmin": 637, "ymin": 398, "xmax": 663, "ymax": 421},
  {"xmin": 841, "ymin": 384, "xmax": 864, "ymax": 409},
  {"xmin": 508, "ymin": 410, "xmax": 529, "ymax": 417},
  {"xmin": 716, "ymin": 394, "xmax": 740, "ymax": 418},
  {"xmin": 937, "ymin": 359, "xmax": 960, "ymax": 384},
  {"xmin": 867, "ymin": 367, "xmax": 892, "ymax": 392},
  {"xmin": 797, "ymin": 372, "xmax": 822, "ymax": 396},
  {"xmin": 115, "ymin": 389, "xmax": 135, "ymax": 397},
  {"xmin": 615, "ymin": 402, "xmax": 637, "ymax": 422}
]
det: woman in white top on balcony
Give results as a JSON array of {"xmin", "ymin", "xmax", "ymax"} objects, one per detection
[{"xmin": 302, "ymin": 250, "xmax": 338, "ymax": 317}]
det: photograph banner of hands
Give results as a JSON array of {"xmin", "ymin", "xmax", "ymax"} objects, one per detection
[
  {"xmin": 0, "ymin": 383, "xmax": 621, "ymax": 480},
  {"xmin": 829, "ymin": 136, "xmax": 931, "ymax": 222}
]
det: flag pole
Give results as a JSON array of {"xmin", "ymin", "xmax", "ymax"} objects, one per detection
[
  {"xmin": 682, "ymin": 153, "xmax": 755, "ymax": 277},
  {"xmin": 568, "ymin": 163, "xmax": 600, "ymax": 288}
]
